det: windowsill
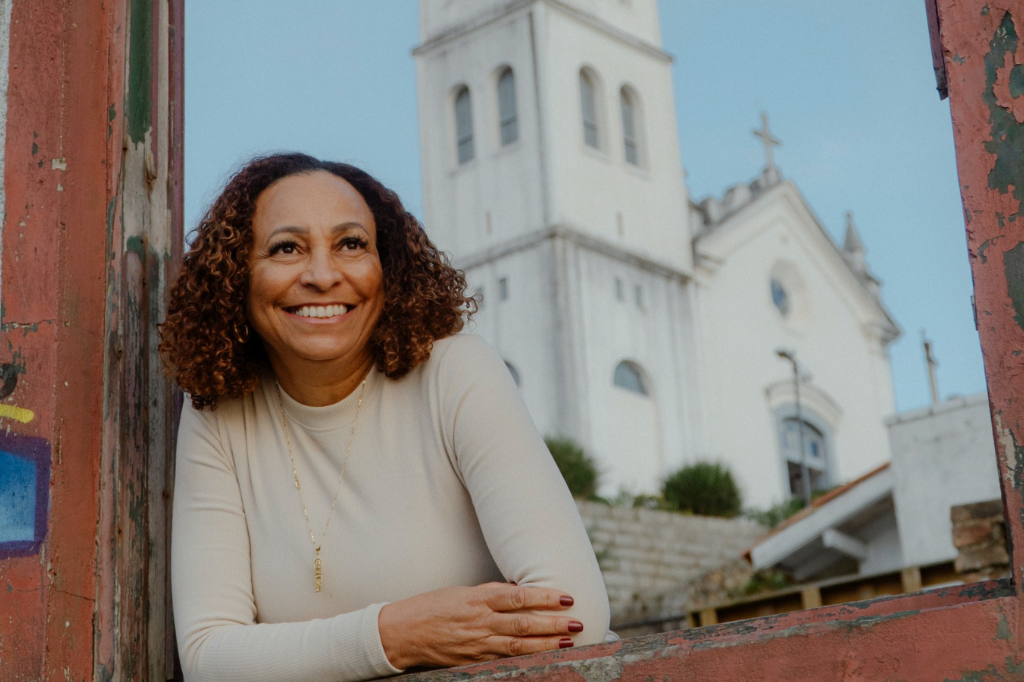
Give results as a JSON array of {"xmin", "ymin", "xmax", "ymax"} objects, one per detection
[
  {"xmin": 581, "ymin": 142, "xmax": 611, "ymax": 163},
  {"xmin": 623, "ymin": 161, "xmax": 651, "ymax": 180},
  {"xmin": 449, "ymin": 158, "xmax": 478, "ymax": 176},
  {"xmin": 493, "ymin": 140, "xmax": 522, "ymax": 157}
]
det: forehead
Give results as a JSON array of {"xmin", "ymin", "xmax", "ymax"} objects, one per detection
[{"xmin": 253, "ymin": 170, "xmax": 375, "ymax": 233}]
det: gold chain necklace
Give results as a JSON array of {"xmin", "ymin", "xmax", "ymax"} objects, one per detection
[{"xmin": 275, "ymin": 377, "xmax": 367, "ymax": 593}]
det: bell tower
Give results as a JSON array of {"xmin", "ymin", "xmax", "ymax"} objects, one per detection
[{"xmin": 414, "ymin": 0, "xmax": 704, "ymax": 494}]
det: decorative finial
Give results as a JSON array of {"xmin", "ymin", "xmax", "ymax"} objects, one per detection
[
  {"xmin": 752, "ymin": 111, "xmax": 782, "ymax": 173},
  {"xmin": 843, "ymin": 211, "xmax": 865, "ymax": 255}
]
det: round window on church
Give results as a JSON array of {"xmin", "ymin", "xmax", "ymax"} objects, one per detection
[{"xmin": 771, "ymin": 278, "xmax": 791, "ymax": 317}]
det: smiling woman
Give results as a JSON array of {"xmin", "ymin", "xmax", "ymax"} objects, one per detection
[{"xmin": 158, "ymin": 153, "xmax": 610, "ymax": 682}]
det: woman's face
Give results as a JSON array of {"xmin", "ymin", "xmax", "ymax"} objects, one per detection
[{"xmin": 247, "ymin": 170, "xmax": 384, "ymax": 371}]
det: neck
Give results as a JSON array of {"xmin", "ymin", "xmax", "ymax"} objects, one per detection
[{"xmin": 269, "ymin": 350, "xmax": 374, "ymax": 407}]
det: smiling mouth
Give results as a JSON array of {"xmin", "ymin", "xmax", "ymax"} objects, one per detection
[{"xmin": 285, "ymin": 304, "xmax": 353, "ymax": 319}]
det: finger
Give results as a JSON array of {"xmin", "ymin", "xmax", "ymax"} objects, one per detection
[
  {"xmin": 493, "ymin": 613, "xmax": 584, "ymax": 638},
  {"xmin": 483, "ymin": 584, "xmax": 575, "ymax": 612},
  {"xmin": 487, "ymin": 635, "xmax": 575, "ymax": 659}
]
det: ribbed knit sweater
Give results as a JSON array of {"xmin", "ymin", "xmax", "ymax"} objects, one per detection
[{"xmin": 171, "ymin": 333, "xmax": 611, "ymax": 682}]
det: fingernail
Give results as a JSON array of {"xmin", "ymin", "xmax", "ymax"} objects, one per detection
[
  {"xmin": 559, "ymin": 638, "xmax": 574, "ymax": 649},
  {"xmin": 568, "ymin": 620, "xmax": 584, "ymax": 633},
  {"xmin": 559, "ymin": 595, "xmax": 574, "ymax": 607}
]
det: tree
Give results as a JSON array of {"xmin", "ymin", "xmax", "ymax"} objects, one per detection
[
  {"xmin": 662, "ymin": 462, "xmax": 742, "ymax": 518},
  {"xmin": 544, "ymin": 436, "xmax": 601, "ymax": 500}
]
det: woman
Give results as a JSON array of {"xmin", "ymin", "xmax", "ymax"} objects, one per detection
[{"xmin": 161, "ymin": 153, "xmax": 610, "ymax": 682}]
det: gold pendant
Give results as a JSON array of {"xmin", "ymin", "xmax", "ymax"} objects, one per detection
[{"xmin": 314, "ymin": 549, "xmax": 323, "ymax": 593}]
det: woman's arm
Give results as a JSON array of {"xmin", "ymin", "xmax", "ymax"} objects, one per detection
[
  {"xmin": 439, "ymin": 334, "xmax": 611, "ymax": 642},
  {"xmin": 171, "ymin": 403, "xmax": 401, "ymax": 682}
]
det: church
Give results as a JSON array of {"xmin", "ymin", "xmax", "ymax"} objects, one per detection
[{"xmin": 413, "ymin": 0, "xmax": 900, "ymax": 508}]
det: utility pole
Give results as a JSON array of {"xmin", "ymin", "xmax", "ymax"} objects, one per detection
[
  {"xmin": 922, "ymin": 330, "xmax": 940, "ymax": 405},
  {"xmin": 776, "ymin": 349, "xmax": 812, "ymax": 507}
]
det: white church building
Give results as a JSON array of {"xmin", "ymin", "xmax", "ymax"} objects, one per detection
[{"xmin": 414, "ymin": 0, "xmax": 900, "ymax": 507}]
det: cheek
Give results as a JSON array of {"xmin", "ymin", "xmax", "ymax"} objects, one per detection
[{"xmin": 355, "ymin": 258, "xmax": 385, "ymax": 303}]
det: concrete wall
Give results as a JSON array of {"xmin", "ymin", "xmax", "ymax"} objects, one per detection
[
  {"xmin": 576, "ymin": 500, "xmax": 766, "ymax": 622},
  {"xmin": 889, "ymin": 393, "xmax": 1001, "ymax": 567}
]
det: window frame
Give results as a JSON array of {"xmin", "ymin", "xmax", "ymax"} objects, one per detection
[
  {"xmin": 613, "ymin": 360, "xmax": 648, "ymax": 396},
  {"xmin": 496, "ymin": 66, "xmax": 518, "ymax": 147},
  {"xmin": 579, "ymin": 67, "xmax": 603, "ymax": 151},
  {"xmin": 453, "ymin": 84, "xmax": 475, "ymax": 165},
  {"xmin": 619, "ymin": 84, "xmax": 643, "ymax": 167}
]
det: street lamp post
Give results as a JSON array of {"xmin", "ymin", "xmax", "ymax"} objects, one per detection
[{"xmin": 776, "ymin": 349, "xmax": 812, "ymax": 507}]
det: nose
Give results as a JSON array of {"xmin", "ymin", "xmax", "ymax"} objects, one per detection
[{"xmin": 298, "ymin": 246, "xmax": 343, "ymax": 291}]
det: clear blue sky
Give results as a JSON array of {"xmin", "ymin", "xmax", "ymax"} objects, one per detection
[{"xmin": 185, "ymin": 0, "xmax": 985, "ymax": 413}]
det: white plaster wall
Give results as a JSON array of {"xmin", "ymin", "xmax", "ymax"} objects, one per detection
[
  {"xmin": 889, "ymin": 394, "xmax": 1001, "ymax": 567},
  {"xmin": 538, "ymin": 5, "xmax": 692, "ymax": 273},
  {"xmin": 570, "ymin": 244, "xmax": 701, "ymax": 494},
  {"xmin": 417, "ymin": 0, "xmax": 702, "ymax": 496},
  {"xmin": 695, "ymin": 184, "xmax": 898, "ymax": 508},
  {"xmin": 417, "ymin": 9, "xmax": 547, "ymax": 259},
  {"xmin": 465, "ymin": 237, "xmax": 702, "ymax": 496},
  {"xmin": 857, "ymin": 509, "xmax": 904, "ymax": 576},
  {"xmin": 463, "ymin": 242, "xmax": 568, "ymax": 440}
]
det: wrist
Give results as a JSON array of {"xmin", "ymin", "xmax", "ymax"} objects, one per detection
[{"xmin": 378, "ymin": 602, "xmax": 414, "ymax": 670}]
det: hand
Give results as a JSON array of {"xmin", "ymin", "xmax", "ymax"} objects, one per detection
[{"xmin": 377, "ymin": 582, "xmax": 583, "ymax": 670}]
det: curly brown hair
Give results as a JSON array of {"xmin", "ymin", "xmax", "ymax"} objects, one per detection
[{"xmin": 160, "ymin": 153, "xmax": 476, "ymax": 410}]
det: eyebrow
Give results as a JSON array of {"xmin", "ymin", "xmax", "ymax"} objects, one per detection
[{"xmin": 266, "ymin": 222, "xmax": 367, "ymax": 240}]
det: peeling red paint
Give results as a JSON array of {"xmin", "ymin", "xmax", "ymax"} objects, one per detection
[{"xmin": 0, "ymin": 0, "xmax": 178, "ymax": 680}]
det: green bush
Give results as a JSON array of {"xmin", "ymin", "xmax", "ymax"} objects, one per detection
[
  {"xmin": 661, "ymin": 462, "xmax": 742, "ymax": 518},
  {"xmin": 545, "ymin": 436, "xmax": 600, "ymax": 499},
  {"xmin": 745, "ymin": 497, "xmax": 805, "ymax": 529}
]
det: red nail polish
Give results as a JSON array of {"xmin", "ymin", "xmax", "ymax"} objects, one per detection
[
  {"xmin": 559, "ymin": 637, "xmax": 574, "ymax": 649},
  {"xmin": 568, "ymin": 620, "xmax": 584, "ymax": 633},
  {"xmin": 559, "ymin": 595, "xmax": 574, "ymax": 607}
]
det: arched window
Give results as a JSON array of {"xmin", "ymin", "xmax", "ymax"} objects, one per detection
[
  {"xmin": 613, "ymin": 361, "xmax": 647, "ymax": 395},
  {"xmin": 770, "ymin": 278, "xmax": 791, "ymax": 317},
  {"xmin": 620, "ymin": 87, "xmax": 640, "ymax": 165},
  {"xmin": 780, "ymin": 418, "xmax": 828, "ymax": 495},
  {"xmin": 454, "ymin": 86, "xmax": 474, "ymax": 164},
  {"xmin": 504, "ymin": 361, "xmax": 521, "ymax": 387},
  {"xmin": 579, "ymin": 70, "xmax": 599, "ymax": 148},
  {"xmin": 497, "ymin": 67, "xmax": 518, "ymax": 146}
]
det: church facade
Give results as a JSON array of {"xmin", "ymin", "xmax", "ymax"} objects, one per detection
[{"xmin": 414, "ymin": 0, "xmax": 900, "ymax": 507}]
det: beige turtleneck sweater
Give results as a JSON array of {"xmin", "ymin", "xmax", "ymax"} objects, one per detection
[{"xmin": 171, "ymin": 333, "xmax": 610, "ymax": 682}]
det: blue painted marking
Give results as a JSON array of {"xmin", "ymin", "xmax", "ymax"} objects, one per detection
[
  {"xmin": 0, "ymin": 433, "xmax": 50, "ymax": 559},
  {"xmin": 0, "ymin": 451, "xmax": 37, "ymax": 543}
]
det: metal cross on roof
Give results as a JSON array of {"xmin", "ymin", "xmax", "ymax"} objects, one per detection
[{"xmin": 752, "ymin": 111, "xmax": 781, "ymax": 171}]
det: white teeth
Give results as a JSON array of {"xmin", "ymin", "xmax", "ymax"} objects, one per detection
[{"xmin": 294, "ymin": 305, "xmax": 349, "ymax": 318}]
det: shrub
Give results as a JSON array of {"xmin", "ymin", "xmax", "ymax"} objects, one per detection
[
  {"xmin": 661, "ymin": 462, "xmax": 742, "ymax": 518},
  {"xmin": 745, "ymin": 497, "xmax": 806, "ymax": 529},
  {"xmin": 545, "ymin": 436, "xmax": 600, "ymax": 499}
]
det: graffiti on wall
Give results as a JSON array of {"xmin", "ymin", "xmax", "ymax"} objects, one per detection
[
  {"xmin": 0, "ymin": 361, "xmax": 33, "ymax": 423},
  {"xmin": 0, "ymin": 432, "xmax": 49, "ymax": 558}
]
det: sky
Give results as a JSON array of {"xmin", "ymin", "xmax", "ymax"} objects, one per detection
[{"xmin": 185, "ymin": 0, "xmax": 985, "ymax": 413}]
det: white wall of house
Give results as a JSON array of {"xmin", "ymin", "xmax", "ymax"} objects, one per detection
[{"xmin": 889, "ymin": 394, "xmax": 1001, "ymax": 567}]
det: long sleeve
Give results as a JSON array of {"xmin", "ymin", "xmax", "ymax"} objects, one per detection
[
  {"xmin": 437, "ymin": 335, "xmax": 612, "ymax": 645},
  {"xmin": 170, "ymin": 403, "xmax": 401, "ymax": 682}
]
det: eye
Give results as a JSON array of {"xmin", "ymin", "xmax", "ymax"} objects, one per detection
[
  {"xmin": 268, "ymin": 240, "xmax": 300, "ymax": 256},
  {"xmin": 339, "ymin": 236, "xmax": 369, "ymax": 251}
]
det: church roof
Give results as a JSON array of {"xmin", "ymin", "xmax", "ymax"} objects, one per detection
[{"xmin": 691, "ymin": 177, "xmax": 899, "ymax": 341}]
